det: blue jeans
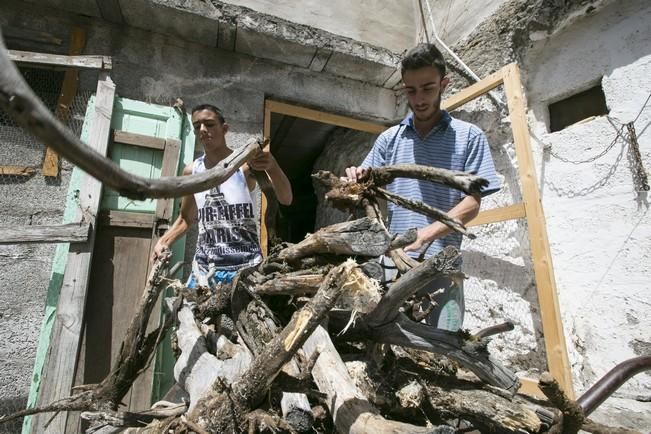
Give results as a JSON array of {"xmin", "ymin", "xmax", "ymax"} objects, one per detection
[{"xmin": 186, "ymin": 261, "xmax": 238, "ymax": 289}]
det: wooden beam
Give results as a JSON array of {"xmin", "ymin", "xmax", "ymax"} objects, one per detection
[
  {"xmin": 43, "ymin": 28, "xmax": 86, "ymax": 177},
  {"xmin": 265, "ymin": 100, "xmax": 387, "ymax": 134},
  {"xmin": 518, "ymin": 377, "xmax": 546, "ymax": 400},
  {"xmin": 98, "ymin": 210, "xmax": 155, "ymax": 228},
  {"xmin": 442, "ymin": 68, "xmax": 504, "ymax": 112},
  {"xmin": 260, "ymin": 104, "xmax": 272, "ymax": 256},
  {"xmin": 155, "ymin": 139, "xmax": 182, "ymax": 223},
  {"xmin": 0, "ymin": 223, "xmax": 89, "ymax": 244},
  {"xmin": 502, "ymin": 63, "xmax": 574, "ymax": 399},
  {"xmin": 33, "ymin": 73, "xmax": 116, "ymax": 434},
  {"xmin": 466, "ymin": 203, "xmax": 527, "ymax": 227},
  {"xmin": 2, "ymin": 26, "xmax": 63, "ymax": 46},
  {"xmin": 113, "ymin": 130, "xmax": 167, "ymax": 150},
  {"xmin": 0, "ymin": 165, "xmax": 36, "ymax": 176},
  {"xmin": 9, "ymin": 50, "xmax": 112, "ymax": 70}
]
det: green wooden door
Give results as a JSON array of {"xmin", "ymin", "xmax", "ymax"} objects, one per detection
[
  {"xmin": 25, "ymin": 95, "xmax": 195, "ymax": 433},
  {"xmin": 90, "ymin": 97, "xmax": 195, "ymax": 408}
]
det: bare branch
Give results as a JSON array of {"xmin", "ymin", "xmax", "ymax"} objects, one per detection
[
  {"xmin": 368, "ymin": 164, "xmax": 489, "ymax": 195},
  {"xmin": 0, "ymin": 33, "xmax": 261, "ymax": 200}
]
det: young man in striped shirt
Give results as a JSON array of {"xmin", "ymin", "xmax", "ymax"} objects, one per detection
[{"xmin": 345, "ymin": 43, "xmax": 500, "ymax": 331}]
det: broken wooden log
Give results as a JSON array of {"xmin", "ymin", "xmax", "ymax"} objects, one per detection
[
  {"xmin": 366, "ymin": 246, "xmax": 460, "ymax": 326},
  {"xmin": 277, "ymin": 217, "xmax": 393, "ymax": 261},
  {"xmin": 302, "ymin": 325, "xmax": 454, "ymax": 434},
  {"xmin": 329, "ymin": 310, "xmax": 520, "ymax": 392},
  {"xmin": 367, "ymin": 164, "xmax": 489, "ymax": 196},
  {"xmin": 187, "ymin": 261, "xmax": 357, "ymax": 432},
  {"xmin": 425, "ymin": 384, "xmax": 542, "ymax": 433},
  {"xmin": 174, "ymin": 306, "xmax": 252, "ymax": 412}
]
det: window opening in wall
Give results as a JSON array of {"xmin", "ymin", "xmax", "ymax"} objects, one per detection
[{"xmin": 548, "ymin": 83, "xmax": 609, "ymax": 132}]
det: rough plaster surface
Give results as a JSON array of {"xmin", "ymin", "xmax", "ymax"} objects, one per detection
[
  {"xmin": 26, "ymin": 0, "xmax": 404, "ymax": 88},
  {"xmin": 525, "ymin": 7, "xmax": 651, "ymax": 425},
  {"xmin": 223, "ymin": 0, "xmax": 416, "ymax": 53},
  {"xmin": 0, "ymin": 163, "xmax": 74, "ymax": 415},
  {"xmin": 445, "ymin": 0, "xmax": 651, "ymax": 429},
  {"xmin": 420, "ymin": 0, "xmax": 506, "ymax": 47}
]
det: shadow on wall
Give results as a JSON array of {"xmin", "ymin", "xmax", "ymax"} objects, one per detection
[{"xmin": 0, "ymin": 396, "xmax": 26, "ymax": 434}]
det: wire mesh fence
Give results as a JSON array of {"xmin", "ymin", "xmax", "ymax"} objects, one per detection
[{"xmin": 0, "ymin": 66, "xmax": 96, "ymax": 227}]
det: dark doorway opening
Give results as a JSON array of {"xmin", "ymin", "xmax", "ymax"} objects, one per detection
[{"xmin": 262, "ymin": 101, "xmax": 386, "ymax": 252}]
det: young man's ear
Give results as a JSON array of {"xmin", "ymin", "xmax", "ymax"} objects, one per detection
[
  {"xmin": 441, "ymin": 76, "xmax": 451, "ymax": 92},
  {"xmin": 222, "ymin": 122, "xmax": 229, "ymax": 134}
]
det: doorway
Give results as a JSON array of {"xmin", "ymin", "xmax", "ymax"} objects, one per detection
[{"xmin": 261, "ymin": 100, "xmax": 387, "ymax": 254}]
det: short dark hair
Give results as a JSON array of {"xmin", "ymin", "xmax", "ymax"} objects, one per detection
[
  {"xmin": 191, "ymin": 103, "xmax": 226, "ymax": 124},
  {"xmin": 401, "ymin": 43, "xmax": 446, "ymax": 77}
]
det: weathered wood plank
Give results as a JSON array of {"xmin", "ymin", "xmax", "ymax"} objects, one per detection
[
  {"xmin": 42, "ymin": 28, "xmax": 86, "ymax": 177},
  {"xmin": 33, "ymin": 73, "xmax": 115, "ymax": 434},
  {"xmin": 98, "ymin": 210, "xmax": 155, "ymax": 228},
  {"xmin": 154, "ymin": 139, "xmax": 181, "ymax": 224},
  {"xmin": 265, "ymin": 100, "xmax": 387, "ymax": 134},
  {"xmin": 9, "ymin": 49, "xmax": 112, "ymax": 70},
  {"xmin": 0, "ymin": 165, "xmax": 36, "ymax": 176},
  {"xmin": 467, "ymin": 203, "xmax": 526, "ymax": 227},
  {"xmin": 2, "ymin": 26, "xmax": 63, "ymax": 46},
  {"xmin": 442, "ymin": 68, "xmax": 504, "ymax": 111},
  {"xmin": 502, "ymin": 63, "xmax": 574, "ymax": 398},
  {"xmin": 113, "ymin": 130, "xmax": 166, "ymax": 150},
  {"xmin": 0, "ymin": 223, "xmax": 89, "ymax": 244},
  {"xmin": 302, "ymin": 326, "xmax": 438, "ymax": 433}
]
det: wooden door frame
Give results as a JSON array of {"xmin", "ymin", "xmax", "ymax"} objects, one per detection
[
  {"xmin": 261, "ymin": 63, "xmax": 574, "ymax": 400},
  {"xmin": 260, "ymin": 100, "xmax": 386, "ymax": 255}
]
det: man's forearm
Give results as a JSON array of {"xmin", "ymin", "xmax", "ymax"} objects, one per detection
[
  {"xmin": 419, "ymin": 194, "xmax": 481, "ymax": 244},
  {"xmin": 266, "ymin": 162, "xmax": 293, "ymax": 205},
  {"xmin": 158, "ymin": 216, "xmax": 190, "ymax": 248}
]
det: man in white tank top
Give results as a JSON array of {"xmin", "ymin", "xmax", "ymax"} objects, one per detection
[{"xmin": 152, "ymin": 104, "xmax": 292, "ymax": 287}]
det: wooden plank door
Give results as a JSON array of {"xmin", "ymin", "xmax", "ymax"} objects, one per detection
[{"xmin": 78, "ymin": 98, "xmax": 193, "ymax": 417}]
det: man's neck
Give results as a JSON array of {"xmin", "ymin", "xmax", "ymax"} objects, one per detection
[
  {"xmin": 203, "ymin": 147, "xmax": 232, "ymax": 169},
  {"xmin": 413, "ymin": 109, "xmax": 443, "ymax": 138}
]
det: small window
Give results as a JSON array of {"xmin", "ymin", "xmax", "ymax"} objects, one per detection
[{"xmin": 548, "ymin": 84, "xmax": 609, "ymax": 132}]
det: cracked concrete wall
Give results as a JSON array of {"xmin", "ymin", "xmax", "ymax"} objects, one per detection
[
  {"xmin": 524, "ymin": 0, "xmax": 651, "ymax": 428},
  {"xmin": 417, "ymin": 0, "xmax": 506, "ymax": 47},
  {"xmin": 222, "ymin": 0, "xmax": 418, "ymax": 53},
  {"xmin": 425, "ymin": 0, "xmax": 650, "ymax": 429},
  {"xmin": 0, "ymin": 0, "xmax": 399, "ymax": 417}
]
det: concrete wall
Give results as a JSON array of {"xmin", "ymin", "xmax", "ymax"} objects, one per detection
[
  {"xmin": 431, "ymin": 0, "xmax": 650, "ymax": 429},
  {"xmin": 524, "ymin": 0, "xmax": 651, "ymax": 427},
  {"xmin": 223, "ymin": 0, "xmax": 418, "ymax": 53},
  {"xmin": 417, "ymin": 0, "xmax": 506, "ymax": 46},
  {"xmin": 416, "ymin": 0, "xmax": 650, "ymax": 428},
  {"xmin": 0, "ymin": 0, "xmax": 398, "ymax": 419}
]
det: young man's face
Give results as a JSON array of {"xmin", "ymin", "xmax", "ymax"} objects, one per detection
[
  {"xmin": 402, "ymin": 66, "xmax": 449, "ymax": 123},
  {"xmin": 192, "ymin": 109, "xmax": 228, "ymax": 152}
]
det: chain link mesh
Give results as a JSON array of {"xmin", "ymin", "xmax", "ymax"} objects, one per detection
[{"xmin": 0, "ymin": 66, "xmax": 95, "ymax": 226}]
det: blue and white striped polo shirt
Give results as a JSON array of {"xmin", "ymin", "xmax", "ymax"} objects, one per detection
[{"xmin": 361, "ymin": 110, "xmax": 500, "ymax": 258}]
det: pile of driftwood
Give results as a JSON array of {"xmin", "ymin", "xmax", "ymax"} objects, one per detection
[
  {"xmin": 1, "ymin": 36, "xmax": 647, "ymax": 431},
  {"xmin": 5, "ymin": 162, "xmax": 641, "ymax": 434}
]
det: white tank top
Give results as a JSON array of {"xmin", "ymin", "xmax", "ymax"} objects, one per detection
[{"xmin": 192, "ymin": 155, "xmax": 262, "ymax": 270}]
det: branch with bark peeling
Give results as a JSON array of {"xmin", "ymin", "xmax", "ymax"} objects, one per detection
[
  {"xmin": 4, "ymin": 37, "xmax": 642, "ymax": 432},
  {"xmin": 0, "ymin": 33, "xmax": 263, "ymax": 200}
]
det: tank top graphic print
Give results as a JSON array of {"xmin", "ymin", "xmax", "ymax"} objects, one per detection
[{"xmin": 192, "ymin": 155, "xmax": 262, "ymax": 271}]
